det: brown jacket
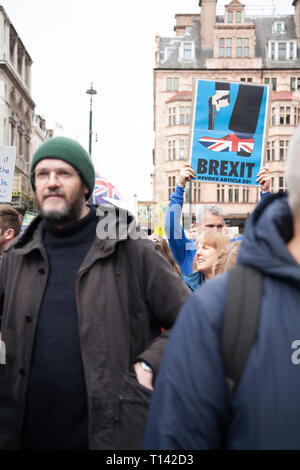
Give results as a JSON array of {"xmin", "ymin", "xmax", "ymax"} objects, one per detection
[{"xmin": 0, "ymin": 207, "xmax": 190, "ymax": 449}]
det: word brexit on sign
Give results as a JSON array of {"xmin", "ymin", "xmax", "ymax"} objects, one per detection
[
  {"xmin": 197, "ymin": 158, "xmax": 255, "ymax": 184},
  {"xmin": 0, "ymin": 146, "xmax": 17, "ymax": 202}
]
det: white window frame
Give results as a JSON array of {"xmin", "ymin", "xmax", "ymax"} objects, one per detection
[
  {"xmin": 273, "ymin": 21, "xmax": 285, "ymax": 34},
  {"xmin": 268, "ymin": 40, "xmax": 297, "ymax": 60},
  {"xmin": 179, "ymin": 41, "xmax": 195, "ymax": 61}
]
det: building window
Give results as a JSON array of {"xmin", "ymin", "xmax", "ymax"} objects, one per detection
[
  {"xmin": 240, "ymin": 77, "xmax": 252, "ymax": 82},
  {"xmin": 279, "ymin": 176, "xmax": 285, "ymax": 192},
  {"xmin": 179, "ymin": 106, "xmax": 191, "ymax": 125},
  {"xmin": 168, "ymin": 140, "xmax": 188, "ymax": 161},
  {"xmin": 290, "ymin": 42, "xmax": 294, "ymax": 60},
  {"xmin": 173, "ymin": 107, "xmax": 177, "ymax": 125},
  {"xmin": 290, "ymin": 77, "xmax": 300, "ymax": 90},
  {"xmin": 193, "ymin": 181, "xmax": 201, "ymax": 202},
  {"xmin": 186, "ymin": 107, "xmax": 191, "ymax": 125},
  {"xmin": 267, "ymin": 141, "xmax": 270, "ymax": 161},
  {"xmin": 269, "ymin": 40, "xmax": 297, "ymax": 60},
  {"xmin": 244, "ymin": 38, "xmax": 249, "ymax": 57},
  {"xmin": 226, "ymin": 38, "xmax": 232, "ymax": 57},
  {"xmin": 168, "ymin": 140, "xmax": 177, "ymax": 160},
  {"xmin": 179, "ymin": 42, "xmax": 194, "ymax": 62},
  {"xmin": 280, "ymin": 107, "xmax": 284, "ymax": 125},
  {"xmin": 236, "ymin": 11, "xmax": 241, "ymax": 23},
  {"xmin": 228, "ymin": 11, "xmax": 233, "ymax": 23},
  {"xmin": 279, "ymin": 141, "xmax": 285, "ymax": 161},
  {"xmin": 10, "ymin": 122, "xmax": 15, "ymax": 146},
  {"xmin": 271, "ymin": 177, "xmax": 275, "ymax": 192},
  {"xmin": 179, "ymin": 107, "xmax": 185, "ymax": 125},
  {"xmin": 169, "ymin": 105, "xmax": 190, "ymax": 126},
  {"xmin": 183, "ymin": 43, "xmax": 192, "ymax": 60},
  {"xmin": 179, "ymin": 140, "xmax": 185, "ymax": 160},
  {"xmin": 271, "ymin": 42, "xmax": 275, "ymax": 60},
  {"xmin": 272, "ymin": 108, "xmax": 276, "ymax": 126},
  {"xmin": 234, "ymin": 188, "xmax": 239, "ymax": 203},
  {"xmin": 295, "ymin": 108, "xmax": 300, "ymax": 125},
  {"xmin": 265, "ymin": 77, "xmax": 277, "ymax": 90},
  {"xmin": 219, "ymin": 38, "xmax": 225, "ymax": 57},
  {"xmin": 228, "ymin": 186, "xmax": 233, "ymax": 203},
  {"xmin": 278, "ymin": 42, "xmax": 286, "ymax": 60},
  {"xmin": 237, "ymin": 39, "xmax": 242, "ymax": 58},
  {"xmin": 243, "ymin": 188, "xmax": 249, "ymax": 203},
  {"xmin": 274, "ymin": 22, "xmax": 285, "ymax": 33},
  {"xmin": 271, "ymin": 141, "xmax": 275, "ymax": 161},
  {"xmin": 166, "ymin": 77, "xmax": 179, "ymax": 91},
  {"xmin": 217, "ymin": 184, "xmax": 225, "ymax": 203},
  {"xmin": 279, "ymin": 106, "xmax": 292, "ymax": 125},
  {"xmin": 238, "ymin": 38, "xmax": 249, "ymax": 57},
  {"xmin": 168, "ymin": 176, "xmax": 177, "ymax": 199},
  {"xmin": 286, "ymin": 107, "xmax": 291, "ymax": 125}
]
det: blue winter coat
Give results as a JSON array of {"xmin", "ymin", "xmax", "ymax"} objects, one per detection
[
  {"xmin": 144, "ymin": 192, "xmax": 300, "ymax": 450},
  {"xmin": 164, "ymin": 185, "xmax": 196, "ymax": 275}
]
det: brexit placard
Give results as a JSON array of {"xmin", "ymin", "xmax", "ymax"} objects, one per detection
[
  {"xmin": 0, "ymin": 145, "xmax": 17, "ymax": 202},
  {"xmin": 189, "ymin": 79, "xmax": 270, "ymax": 186}
]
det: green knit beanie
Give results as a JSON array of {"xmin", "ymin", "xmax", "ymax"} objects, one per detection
[{"xmin": 30, "ymin": 136, "xmax": 95, "ymax": 199}]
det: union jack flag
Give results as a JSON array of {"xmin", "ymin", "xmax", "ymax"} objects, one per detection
[
  {"xmin": 93, "ymin": 172, "xmax": 123, "ymax": 204},
  {"xmin": 199, "ymin": 133, "xmax": 254, "ymax": 155}
]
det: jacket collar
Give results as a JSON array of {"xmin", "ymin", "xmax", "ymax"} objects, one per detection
[{"xmin": 5, "ymin": 204, "xmax": 141, "ymax": 262}]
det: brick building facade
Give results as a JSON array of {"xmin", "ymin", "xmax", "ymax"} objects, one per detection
[{"xmin": 153, "ymin": 0, "xmax": 300, "ymax": 229}]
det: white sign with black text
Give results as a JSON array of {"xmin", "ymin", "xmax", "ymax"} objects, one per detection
[{"xmin": 0, "ymin": 145, "xmax": 17, "ymax": 202}]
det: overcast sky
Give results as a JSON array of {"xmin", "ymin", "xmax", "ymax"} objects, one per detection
[{"xmin": 0, "ymin": 0, "xmax": 295, "ymax": 202}]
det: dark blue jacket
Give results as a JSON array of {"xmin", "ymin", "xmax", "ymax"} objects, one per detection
[{"xmin": 144, "ymin": 192, "xmax": 300, "ymax": 450}]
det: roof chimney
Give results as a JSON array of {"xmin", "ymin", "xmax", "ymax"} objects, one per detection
[
  {"xmin": 293, "ymin": 0, "xmax": 300, "ymax": 42},
  {"xmin": 199, "ymin": 0, "xmax": 217, "ymax": 47}
]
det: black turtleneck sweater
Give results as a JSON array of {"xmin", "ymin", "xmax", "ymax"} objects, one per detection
[{"xmin": 22, "ymin": 207, "xmax": 98, "ymax": 450}]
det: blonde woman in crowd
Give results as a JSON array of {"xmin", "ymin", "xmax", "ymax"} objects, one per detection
[{"xmin": 182, "ymin": 230, "xmax": 230, "ymax": 291}]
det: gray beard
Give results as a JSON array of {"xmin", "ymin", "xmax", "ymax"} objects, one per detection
[
  {"xmin": 37, "ymin": 189, "xmax": 85, "ymax": 227},
  {"xmin": 40, "ymin": 200, "xmax": 83, "ymax": 226}
]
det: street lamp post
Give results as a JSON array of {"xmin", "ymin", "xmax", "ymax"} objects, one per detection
[{"xmin": 86, "ymin": 83, "xmax": 97, "ymax": 159}]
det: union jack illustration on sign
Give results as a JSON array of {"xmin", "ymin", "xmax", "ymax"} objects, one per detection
[{"xmin": 199, "ymin": 133, "xmax": 254, "ymax": 157}]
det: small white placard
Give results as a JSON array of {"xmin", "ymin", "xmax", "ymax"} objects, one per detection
[{"xmin": 0, "ymin": 146, "xmax": 17, "ymax": 202}]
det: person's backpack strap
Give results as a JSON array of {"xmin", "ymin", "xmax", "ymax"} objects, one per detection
[{"xmin": 222, "ymin": 265, "xmax": 263, "ymax": 397}]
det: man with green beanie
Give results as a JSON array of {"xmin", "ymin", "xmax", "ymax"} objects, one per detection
[{"xmin": 0, "ymin": 136, "xmax": 189, "ymax": 450}]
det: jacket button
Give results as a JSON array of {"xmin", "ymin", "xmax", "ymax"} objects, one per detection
[
  {"xmin": 25, "ymin": 316, "xmax": 32, "ymax": 324},
  {"xmin": 38, "ymin": 268, "xmax": 46, "ymax": 275},
  {"xmin": 19, "ymin": 368, "xmax": 25, "ymax": 377}
]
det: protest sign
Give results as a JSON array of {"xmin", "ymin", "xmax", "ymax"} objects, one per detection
[
  {"xmin": 0, "ymin": 146, "xmax": 16, "ymax": 202},
  {"xmin": 189, "ymin": 79, "xmax": 270, "ymax": 186},
  {"xmin": 20, "ymin": 211, "xmax": 37, "ymax": 235},
  {"xmin": 137, "ymin": 201, "xmax": 169, "ymax": 236}
]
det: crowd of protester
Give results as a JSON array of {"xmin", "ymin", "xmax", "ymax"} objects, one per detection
[{"xmin": 0, "ymin": 123, "xmax": 299, "ymax": 451}]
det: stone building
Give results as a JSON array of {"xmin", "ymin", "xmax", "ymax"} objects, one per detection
[
  {"xmin": 0, "ymin": 6, "xmax": 36, "ymax": 213},
  {"xmin": 153, "ymin": 0, "xmax": 300, "ymax": 230}
]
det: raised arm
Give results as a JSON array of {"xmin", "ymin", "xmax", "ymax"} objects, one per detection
[{"xmin": 164, "ymin": 164, "xmax": 196, "ymax": 269}]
